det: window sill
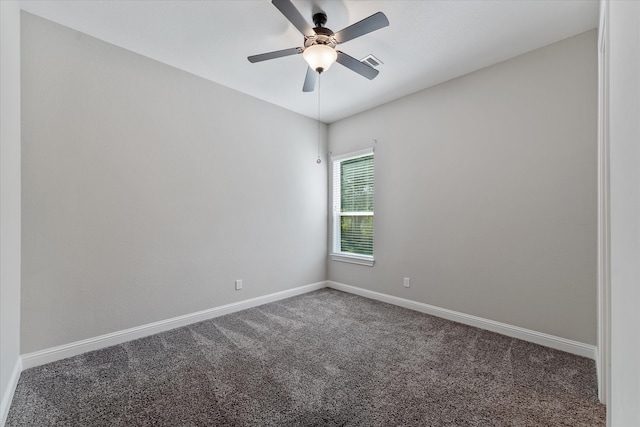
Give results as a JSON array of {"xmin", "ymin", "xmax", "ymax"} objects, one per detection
[{"xmin": 330, "ymin": 253, "xmax": 375, "ymax": 267}]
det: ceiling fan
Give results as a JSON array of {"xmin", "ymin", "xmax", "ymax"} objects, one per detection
[{"xmin": 248, "ymin": 0, "xmax": 389, "ymax": 92}]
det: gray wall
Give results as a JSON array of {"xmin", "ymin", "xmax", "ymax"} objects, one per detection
[
  {"xmin": 0, "ymin": 0, "xmax": 22, "ymax": 418},
  {"xmin": 20, "ymin": 12, "xmax": 327, "ymax": 354},
  {"xmin": 328, "ymin": 30, "xmax": 597, "ymax": 345}
]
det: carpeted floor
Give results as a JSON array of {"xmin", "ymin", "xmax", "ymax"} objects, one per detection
[{"xmin": 7, "ymin": 289, "xmax": 605, "ymax": 426}]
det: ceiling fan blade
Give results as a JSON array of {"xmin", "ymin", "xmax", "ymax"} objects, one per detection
[
  {"xmin": 334, "ymin": 12, "xmax": 389, "ymax": 44},
  {"xmin": 336, "ymin": 51, "xmax": 379, "ymax": 80},
  {"xmin": 248, "ymin": 47, "xmax": 302, "ymax": 63},
  {"xmin": 302, "ymin": 66, "xmax": 317, "ymax": 92},
  {"xmin": 272, "ymin": 0, "xmax": 314, "ymax": 36}
]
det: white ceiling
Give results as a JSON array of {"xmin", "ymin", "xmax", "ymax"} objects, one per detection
[{"xmin": 19, "ymin": 0, "xmax": 598, "ymax": 123}]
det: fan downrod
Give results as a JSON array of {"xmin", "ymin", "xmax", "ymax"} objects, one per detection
[{"xmin": 312, "ymin": 12, "xmax": 327, "ymax": 27}]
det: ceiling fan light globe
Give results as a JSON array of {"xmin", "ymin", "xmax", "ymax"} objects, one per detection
[{"xmin": 303, "ymin": 44, "xmax": 337, "ymax": 73}]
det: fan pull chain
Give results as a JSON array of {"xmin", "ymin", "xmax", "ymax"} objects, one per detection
[{"xmin": 316, "ymin": 73, "xmax": 322, "ymax": 164}]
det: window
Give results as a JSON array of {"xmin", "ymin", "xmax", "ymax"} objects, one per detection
[{"xmin": 331, "ymin": 148, "xmax": 374, "ymax": 266}]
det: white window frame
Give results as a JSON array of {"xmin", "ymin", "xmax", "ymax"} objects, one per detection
[{"xmin": 331, "ymin": 148, "xmax": 375, "ymax": 266}]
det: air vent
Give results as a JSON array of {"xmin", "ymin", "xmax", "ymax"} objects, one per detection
[{"xmin": 361, "ymin": 54, "xmax": 383, "ymax": 68}]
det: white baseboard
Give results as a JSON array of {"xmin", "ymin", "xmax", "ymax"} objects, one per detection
[
  {"xmin": 21, "ymin": 281, "xmax": 326, "ymax": 370},
  {"xmin": 19, "ymin": 279, "xmax": 596, "ymax": 371},
  {"xmin": 595, "ymin": 350, "xmax": 602, "ymax": 401},
  {"xmin": 327, "ymin": 281, "xmax": 597, "ymax": 360},
  {"xmin": 0, "ymin": 356, "xmax": 22, "ymax": 427}
]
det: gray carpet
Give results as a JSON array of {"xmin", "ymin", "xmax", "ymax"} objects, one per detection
[{"xmin": 7, "ymin": 289, "xmax": 605, "ymax": 426}]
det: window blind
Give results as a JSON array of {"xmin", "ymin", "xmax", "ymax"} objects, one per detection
[{"xmin": 332, "ymin": 149, "xmax": 374, "ymax": 257}]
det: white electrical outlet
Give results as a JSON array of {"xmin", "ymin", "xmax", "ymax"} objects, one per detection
[
  {"xmin": 403, "ymin": 277, "xmax": 411, "ymax": 288},
  {"xmin": 235, "ymin": 279, "xmax": 243, "ymax": 290}
]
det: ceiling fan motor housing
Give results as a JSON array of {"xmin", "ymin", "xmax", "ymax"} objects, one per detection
[{"xmin": 304, "ymin": 12, "xmax": 337, "ymax": 50}]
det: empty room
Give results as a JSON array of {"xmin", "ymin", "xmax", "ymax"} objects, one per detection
[{"xmin": 1, "ymin": 0, "xmax": 638, "ymax": 426}]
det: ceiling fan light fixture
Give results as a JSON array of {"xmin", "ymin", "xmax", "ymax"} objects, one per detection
[{"xmin": 303, "ymin": 44, "xmax": 337, "ymax": 73}]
